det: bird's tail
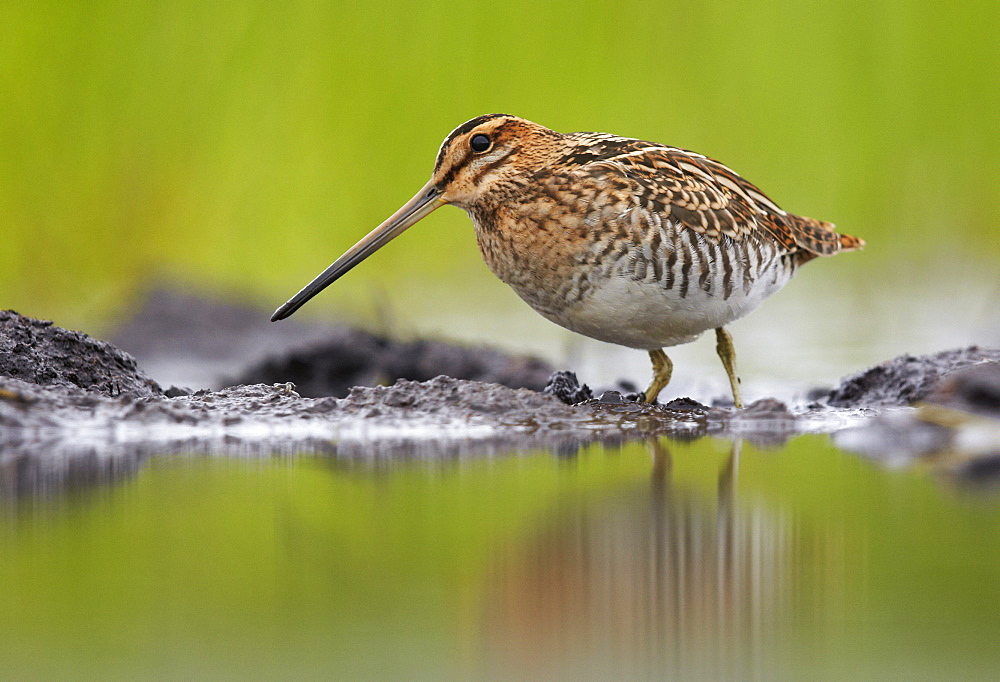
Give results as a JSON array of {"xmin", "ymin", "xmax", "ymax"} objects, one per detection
[{"xmin": 789, "ymin": 215, "xmax": 865, "ymax": 256}]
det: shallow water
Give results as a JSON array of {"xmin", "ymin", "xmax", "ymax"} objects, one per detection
[{"xmin": 1, "ymin": 436, "xmax": 998, "ymax": 679}]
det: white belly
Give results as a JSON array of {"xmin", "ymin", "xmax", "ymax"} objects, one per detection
[{"xmin": 536, "ymin": 267, "xmax": 791, "ymax": 350}]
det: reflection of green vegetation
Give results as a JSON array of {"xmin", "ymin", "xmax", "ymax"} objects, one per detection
[
  {"xmin": 0, "ymin": 2, "xmax": 996, "ymax": 328},
  {"xmin": 0, "ymin": 448, "xmax": 652, "ymax": 678},
  {"xmin": 1, "ymin": 438, "xmax": 998, "ymax": 678}
]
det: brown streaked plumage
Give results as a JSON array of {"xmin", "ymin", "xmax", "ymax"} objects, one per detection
[{"xmin": 272, "ymin": 114, "xmax": 864, "ymax": 407}]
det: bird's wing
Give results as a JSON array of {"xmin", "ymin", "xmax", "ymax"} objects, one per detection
[{"xmin": 584, "ymin": 146, "xmax": 860, "ymax": 256}]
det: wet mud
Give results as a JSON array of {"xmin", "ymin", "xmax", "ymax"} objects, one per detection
[
  {"xmin": 835, "ymin": 361, "xmax": 1000, "ymax": 480},
  {"xmin": 1, "ymin": 310, "xmax": 161, "ymax": 398},
  {"xmin": 2, "ymin": 303, "xmax": 999, "ymax": 496},
  {"xmin": 233, "ymin": 328, "xmax": 555, "ymax": 398},
  {"xmin": 828, "ymin": 346, "xmax": 1000, "ymax": 408}
]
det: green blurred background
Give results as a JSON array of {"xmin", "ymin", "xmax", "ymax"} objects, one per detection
[{"xmin": 1, "ymin": 0, "xmax": 997, "ymax": 334}]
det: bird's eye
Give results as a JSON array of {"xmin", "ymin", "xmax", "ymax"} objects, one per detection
[{"xmin": 470, "ymin": 134, "xmax": 491, "ymax": 153}]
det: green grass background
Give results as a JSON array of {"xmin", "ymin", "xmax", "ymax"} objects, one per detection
[{"xmin": 1, "ymin": 0, "xmax": 997, "ymax": 330}]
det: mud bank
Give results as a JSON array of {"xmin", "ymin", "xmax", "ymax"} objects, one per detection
[
  {"xmin": 835, "ymin": 361, "xmax": 1000, "ymax": 479},
  {"xmin": 2, "ymin": 308, "xmax": 999, "ymax": 495}
]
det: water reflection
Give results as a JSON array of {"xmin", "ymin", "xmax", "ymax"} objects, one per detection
[
  {"xmin": 0, "ymin": 436, "xmax": 582, "ymax": 501},
  {"xmin": 482, "ymin": 439, "xmax": 837, "ymax": 678},
  {"xmin": 2, "ymin": 435, "xmax": 998, "ymax": 678},
  {"xmin": 0, "ymin": 439, "xmax": 325, "ymax": 501},
  {"xmin": 0, "ymin": 421, "xmax": 633, "ymax": 499}
]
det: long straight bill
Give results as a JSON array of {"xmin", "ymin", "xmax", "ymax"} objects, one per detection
[{"xmin": 271, "ymin": 181, "xmax": 446, "ymax": 321}]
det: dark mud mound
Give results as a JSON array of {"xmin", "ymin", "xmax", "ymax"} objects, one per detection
[
  {"xmin": 928, "ymin": 362, "xmax": 1000, "ymax": 418},
  {"xmin": 111, "ymin": 287, "xmax": 339, "ymax": 390},
  {"xmin": 1, "ymin": 310, "xmax": 161, "ymax": 398},
  {"xmin": 543, "ymin": 370, "xmax": 595, "ymax": 404},
  {"xmin": 235, "ymin": 328, "xmax": 555, "ymax": 398},
  {"xmin": 111, "ymin": 287, "xmax": 555, "ymax": 397},
  {"xmin": 828, "ymin": 346, "xmax": 1000, "ymax": 408},
  {"xmin": 834, "ymin": 362, "xmax": 1000, "ymax": 478}
]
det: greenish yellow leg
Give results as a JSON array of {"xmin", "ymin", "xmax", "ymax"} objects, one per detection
[
  {"xmin": 715, "ymin": 327, "xmax": 744, "ymax": 408},
  {"xmin": 643, "ymin": 349, "xmax": 673, "ymax": 404}
]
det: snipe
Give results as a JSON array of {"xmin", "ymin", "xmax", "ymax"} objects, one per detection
[{"xmin": 272, "ymin": 114, "xmax": 864, "ymax": 407}]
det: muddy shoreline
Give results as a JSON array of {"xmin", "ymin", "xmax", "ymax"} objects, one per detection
[{"xmin": 3, "ymin": 302, "xmax": 999, "ymax": 495}]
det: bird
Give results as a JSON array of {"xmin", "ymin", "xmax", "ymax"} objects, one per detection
[{"xmin": 271, "ymin": 114, "xmax": 864, "ymax": 408}]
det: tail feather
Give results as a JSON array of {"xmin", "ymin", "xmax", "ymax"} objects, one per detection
[{"xmin": 788, "ymin": 215, "xmax": 864, "ymax": 256}]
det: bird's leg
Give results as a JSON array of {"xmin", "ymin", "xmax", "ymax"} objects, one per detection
[
  {"xmin": 715, "ymin": 327, "xmax": 744, "ymax": 408},
  {"xmin": 643, "ymin": 349, "xmax": 673, "ymax": 404}
]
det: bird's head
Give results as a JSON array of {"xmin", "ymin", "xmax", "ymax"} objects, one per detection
[
  {"xmin": 428, "ymin": 114, "xmax": 562, "ymax": 209},
  {"xmin": 271, "ymin": 114, "xmax": 561, "ymax": 321}
]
